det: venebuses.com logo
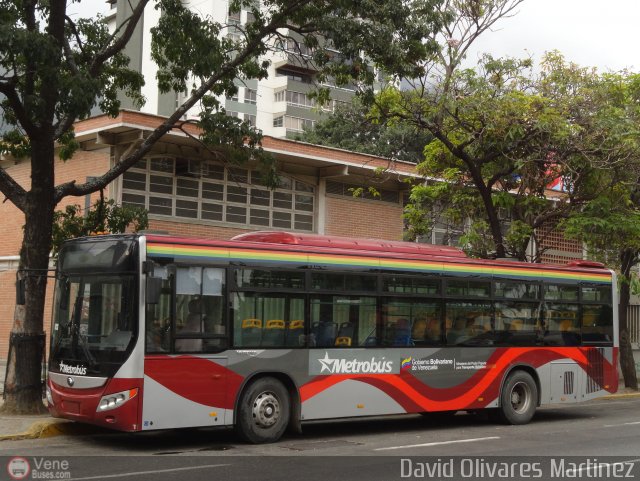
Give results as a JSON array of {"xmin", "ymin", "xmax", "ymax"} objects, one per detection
[
  {"xmin": 6, "ymin": 457, "xmax": 71, "ymax": 480},
  {"xmin": 7, "ymin": 457, "xmax": 30, "ymax": 480}
]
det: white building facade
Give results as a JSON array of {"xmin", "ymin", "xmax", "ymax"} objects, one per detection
[{"xmin": 105, "ymin": 0, "xmax": 362, "ymax": 138}]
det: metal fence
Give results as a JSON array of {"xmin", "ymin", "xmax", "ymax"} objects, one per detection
[{"xmin": 628, "ymin": 305, "xmax": 640, "ymax": 346}]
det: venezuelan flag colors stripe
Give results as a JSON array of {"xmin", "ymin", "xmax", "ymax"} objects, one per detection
[{"xmin": 146, "ymin": 241, "xmax": 611, "ymax": 283}]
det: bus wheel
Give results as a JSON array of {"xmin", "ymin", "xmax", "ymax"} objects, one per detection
[
  {"xmin": 236, "ymin": 377, "xmax": 290, "ymax": 444},
  {"xmin": 496, "ymin": 370, "xmax": 538, "ymax": 425}
]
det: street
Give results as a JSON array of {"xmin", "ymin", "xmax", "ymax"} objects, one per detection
[{"xmin": 1, "ymin": 396, "xmax": 640, "ymax": 480}]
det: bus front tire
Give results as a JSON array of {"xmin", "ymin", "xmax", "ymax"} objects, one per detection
[
  {"xmin": 236, "ymin": 377, "xmax": 290, "ymax": 444},
  {"xmin": 495, "ymin": 370, "xmax": 538, "ymax": 425}
]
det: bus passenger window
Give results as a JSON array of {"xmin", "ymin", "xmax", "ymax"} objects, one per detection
[
  {"xmin": 445, "ymin": 302, "xmax": 491, "ymax": 346},
  {"xmin": 581, "ymin": 305, "xmax": 613, "ymax": 345},
  {"xmin": 310, "ymin": 296, "xmax": 376, "ymax": 347},
  {"xmin": 173, "ymin": 266, "xmax": 226, "ymax": 353},
  {"xmin": 232, "ymin": 293, "xmax": 304, "ymax": 348},
  {"xmin": 543, "ymin": 304, "xmax": 580, "ymax": 346},
  {"xmin": 494, "ymin": 302, "xmax": 539, "ymax": 346}
]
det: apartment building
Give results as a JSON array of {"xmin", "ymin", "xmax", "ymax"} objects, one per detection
[{"xmin": 104, "ymin": 0, "xmax": 367, "ymax": 138}]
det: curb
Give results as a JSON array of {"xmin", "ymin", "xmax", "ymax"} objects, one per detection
[
  {"xmin": 601, "ymin": 391, "xmax": 640, "ymax": 400},
  {"xmin": 0, "ymin": 420, "xmax": 75, "ymax": 441}
]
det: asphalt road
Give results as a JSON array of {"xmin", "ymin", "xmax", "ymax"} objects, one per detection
[{"xmin": 1, "ymin": 396, "xmax": 640, "ymax": 481}]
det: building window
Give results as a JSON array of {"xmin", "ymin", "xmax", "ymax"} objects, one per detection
[
  {"xmin": 326, "ymin": 180, "xmax": 399, "ymax": 204},
  {"xmin": 275, "ymin": 68, "xmax": 312, "ymax": 84},
  {"xmin": 244, "ymin": 88, "xmax": 257, "ymax": 105},
  {"xmin": 286, "ymin": 91, "xmax": 315, "ymax": 109},
  {"xmin": 122, "ymin": 157, "xmax": 315, "ymax": 231},
  {"xmin": 283, "ymin": 39, "xmax": 313, "ymax": 57},
  {"xmin": 245, "ymin": 114, "xmax": 256, "ymax": 126},
  {"xmin": 226, "ymin": 31, "xmax": 242, "ymax": 43},
  {"xmin": 273, "ymin": 116, "xmax": 284, "ymax": 128},
  {"xmin": 228, "ymin": 9, "xmax": 241, "ymax": 25},
  {"xmin": 284, "ymin": 116, "xmax": 314, "ymax": 133}
]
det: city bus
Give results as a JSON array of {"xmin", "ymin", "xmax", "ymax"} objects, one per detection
[{"xmin": 46, "ymin": 231, "xmax": 618, "ymax": 443}]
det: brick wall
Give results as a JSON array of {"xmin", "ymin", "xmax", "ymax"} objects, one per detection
[
  {"xmin": 147, "ymin": 219, "xmax": 252, "ymax": 240},
  {"xmin": 324, "ymin": 196, "xmax": 404, "ymax": 240},
  {"xmin": 0, "ymin": 149, "xmax": 110, "ymax": 360},
  {"xmin": 0, "ymin": 149, "xmax": 110, "ymax": 257},
  {"xmin": 537, "ymin": 223, "xmax": 583, "ymax": 264}
]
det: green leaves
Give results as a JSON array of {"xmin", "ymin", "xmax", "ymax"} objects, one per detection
[{"xmin": 51, "ymin": 198, "xmax": 148, "ymax": 259}]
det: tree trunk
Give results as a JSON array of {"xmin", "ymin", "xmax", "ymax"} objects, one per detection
[
  {"xmin": 477, "ymin": 185, "xmax": 506, "ymax": 258},
  {"xmin": 1, "ymin": 141, "xmax": 56, "ymax": 414},
  {"xmin": 619, "ymin": 249, "xmax": 638, "ymax": 390}
]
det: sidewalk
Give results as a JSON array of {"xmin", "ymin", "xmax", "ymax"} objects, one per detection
[
  {"xmin": 0, "ymin": 357, "xmax": 638, "ymax": 441},
  {"xmin": 0, "ymin": 359, "xmax": 77, "ymax": 441}
]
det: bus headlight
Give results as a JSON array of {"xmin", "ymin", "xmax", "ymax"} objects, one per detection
[
  {"xmin": 45, "ymin": 386, "xmax": 53, "ymax": 406},
  {"xmin": 97, "ymin": 388, "xmax": 138, "ymax": 412}
]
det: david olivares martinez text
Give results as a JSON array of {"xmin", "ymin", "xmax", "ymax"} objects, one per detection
[{"xmin": 400, "ymin": 458, "xmax": 637, "ymax": 478}]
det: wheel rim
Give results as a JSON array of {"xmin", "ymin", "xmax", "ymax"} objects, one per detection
[
  {"xmin": 252, "ymin": 391, "xmax": 281, "ymax": 428},
  {"xmin": 509, "ymin": 381, "xmax": 532, "ymax": 414}
]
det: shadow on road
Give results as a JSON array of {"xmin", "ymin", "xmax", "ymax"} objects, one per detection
[{"xmin": 76, "ymin": 406, "xmax": 594, "ymax": 455}]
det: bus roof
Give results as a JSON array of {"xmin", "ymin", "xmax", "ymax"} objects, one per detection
[
  {"xmin": 230, "ymin": 231, "xmax": 468, "ymax": 259},
  {"xmin": 143, "ymin": 231, "xmax": 608, "ymax": 278}
]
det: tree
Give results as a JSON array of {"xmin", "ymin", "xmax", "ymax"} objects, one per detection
[
  {"xmin": 375, "ymin": 40, "xmax": 638, "ymax": 261},
  {"xmin": 0, "ymin": 0, "xmax": 447, "ymax": 412},
  {"xmin": 563, "ymin": 188, "xmax": 640, "ymax": 390},
  {"xmin": 299, "ymin": 98, "xmax": 433, "ymax": 164},
  {"xmin": 560, "ymin": 72, "xmax": 640, "ymax": 389},
  {"xmin": 51, "ymin": 195, "xmax": 149, "ymax": 258},
  {"xmin": 396, "ymin": 52, "xmax": 621, "ymax": 260}
]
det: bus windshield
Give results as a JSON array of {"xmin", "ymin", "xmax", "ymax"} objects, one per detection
[{"xmin": 49, "ymin": 239, "xmax": 138, "ymax": 378}]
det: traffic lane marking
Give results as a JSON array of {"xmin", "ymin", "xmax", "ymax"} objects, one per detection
[{"xmin": 373, "ymin": 436, "xmax": 500, "ymax": 451}]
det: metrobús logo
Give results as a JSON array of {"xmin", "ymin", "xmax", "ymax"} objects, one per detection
[
  {"xmin": 58, "ymin": 361, "xmax": 87, "ymax": 376},
  {"xmin": 316, "ymin": 351, "xmax": 394, "ymax": 374}
]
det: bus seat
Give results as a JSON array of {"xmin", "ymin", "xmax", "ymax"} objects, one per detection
[
  {"xmin": 262, "ymin": 320, "xmax": 286, "ymax": 346},
  {"xmin": 426, "ymin": 317, "xmax": 442, "ymax": 340},
  {"xmin": 285, "ymin": 320, "xmax": 304, "ymax": 347},
  {"xmin": 510, "ymin": 320, "xmax": 523, "ymax": 331},
  {"xmin": 560, "ymin": 319, "xmax": 580, "ymax": 345},
  {"xmin": 393, "ymin": 318, "xmax": 412, "ymax": 346},
  {"xmin": 412, "ymin": 319, "xmax": 427, "ymax": 340},
  {"xmin": 241, "ymin": 318, "xmax": 262, "ymax": 346},
  {"xmin": 312, "ymin": 321, "xmax": 337, "ymax": 347},
  {"xmin": 334, "ymin": 322, "xmax": 354, "ymax": 347},
  {"xmin": 559, "ymin": 319, "xmax": 574, "ymax": 332},
  {"xmin": 582, "ymin": 312, "xmax": 598, "ymax": 326},
  {"xmin": 337, "ymin": 322, "xmax": 354, "ymax": 339}
]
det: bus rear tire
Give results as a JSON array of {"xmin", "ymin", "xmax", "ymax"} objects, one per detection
[
  {"xmin": 495, "ymin": 370, "xmax": 538, "ymax": 425},
  {"xmin": 236, "ymin": 377, "xmax": 290, "ymax": 444}
]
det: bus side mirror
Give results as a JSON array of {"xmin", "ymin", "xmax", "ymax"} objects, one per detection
[
  {"xmin": 59, "ymin": 278, "xmax": 70, "ymax": 311},
  {"xmin": 15, "ymin": 278, "xmax": 25, "ymax": 305},
  {"xmin": 146, "ymin": 276, "xmax": 163, "ymax": 304}
]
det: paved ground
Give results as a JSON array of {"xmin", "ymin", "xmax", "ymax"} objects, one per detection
[
  {"xmin": 1, "ymin": 396, "xmax": 640, "ymax": 481},
  {"xmin": 0, "ymin": 357, "xmax": 638, "ymax": 442}
]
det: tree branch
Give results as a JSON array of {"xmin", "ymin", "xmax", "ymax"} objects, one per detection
[
  {"xmin": 55, "ymin": 0, "xmax": 313, "ymax": 202},
  {"xmin": 0, "ymin": 167, "xmax": 27, "ymax": 212}
]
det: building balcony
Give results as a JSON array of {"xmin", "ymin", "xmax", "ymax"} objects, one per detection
[{"xmin": 271, "ymin": 50, "xmax": 319, "ymax": 74}]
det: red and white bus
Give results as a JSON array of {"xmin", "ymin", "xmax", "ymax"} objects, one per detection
[{"xmin": 47, "ymin": 232, "xmax": 618, "ymax": 443}]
